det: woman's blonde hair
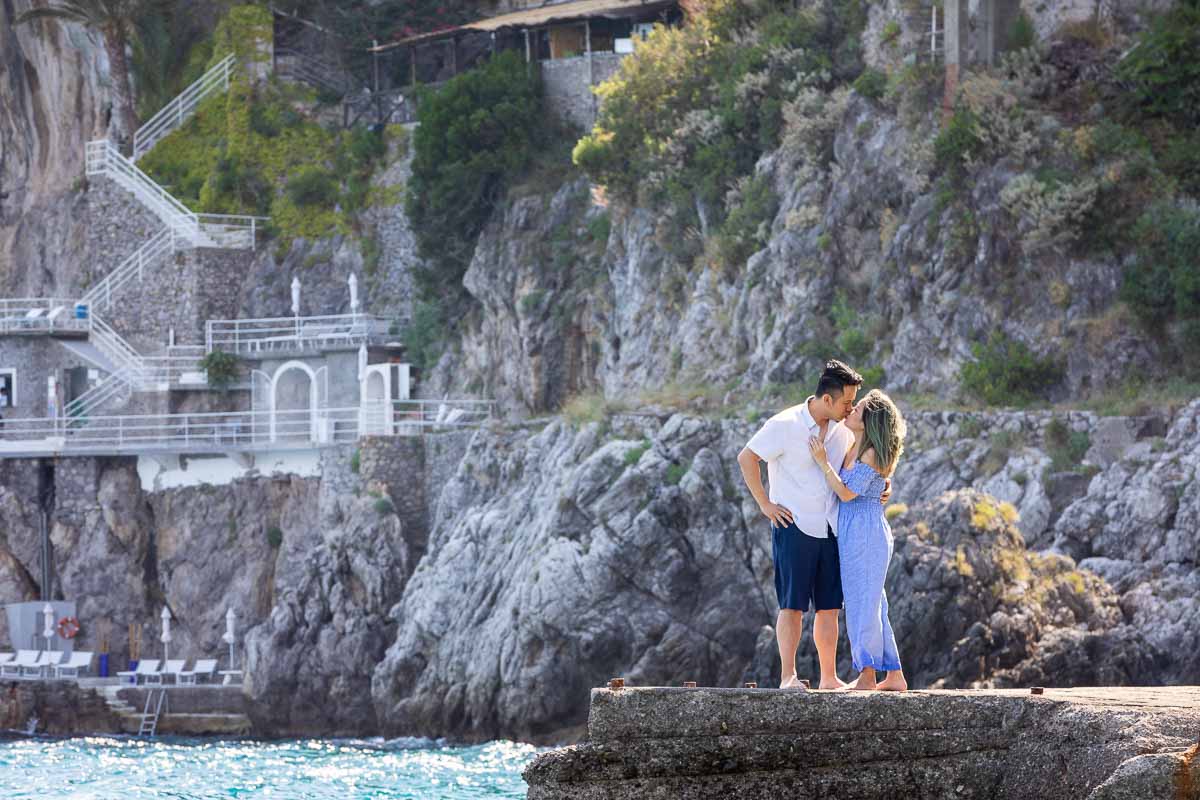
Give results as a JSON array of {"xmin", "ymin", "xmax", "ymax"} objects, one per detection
[{"xmin": 856, "ymin": 389, "xmax": 907, "ymax": 476}]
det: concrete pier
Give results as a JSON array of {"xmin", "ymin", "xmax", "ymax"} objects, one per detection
[{"xmin": 525, "ymin": 686, "xmax": 1200, "ymax": 799}]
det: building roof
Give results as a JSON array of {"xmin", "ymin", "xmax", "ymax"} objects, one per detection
[{"xmin": 371, "ymin": 0, "xmax": 675, "ymax": 51}]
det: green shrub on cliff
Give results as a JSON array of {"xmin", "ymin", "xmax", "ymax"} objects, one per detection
[
  {"xmin": 406, "ymin": 51, "xmax": 544, "ymax": 301},
  {"xmin": 1121, "ymin": 202, "xmax": 1200, "ymax": 363},
  {"xmin": 137, "ymin": 5, "xmax": 398, "ymax": 254},
  {"xmin": 959, "ymin": 332, "xmax": 1061, "ymax": 406},
  {"xmin": 1117, "ymin": 0, "xmax": 1200, "ymax": 127},
  {"xmin": 573, "ymin": 0, "xmax": 866, "ymax": 262}
]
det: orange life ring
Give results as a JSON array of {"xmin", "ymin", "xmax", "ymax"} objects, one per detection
[{"xmin": 57, "ymin": 616, "xmax": 80, "ymax": 639}]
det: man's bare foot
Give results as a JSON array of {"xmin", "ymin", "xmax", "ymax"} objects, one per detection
[
  {"xmin": 818, "ymin": 676, "xmax": 848, "ymax": 690},
  {"xmin": 876, "ymin": 674, "xmax": 908, "ymax": 692},
  {"xmin": 780, "ymin": 675, "xmax": 807, "ymax": 690}
]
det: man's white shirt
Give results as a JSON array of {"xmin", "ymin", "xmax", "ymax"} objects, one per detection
[{"xmin": 746, "ymin": 398, "xmax": 855, "ymax": 539}]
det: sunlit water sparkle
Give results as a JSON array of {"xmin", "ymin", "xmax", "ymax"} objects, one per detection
[{"xmin": 0, "ymin": 736, "xmax": 539, "ymax": 799}]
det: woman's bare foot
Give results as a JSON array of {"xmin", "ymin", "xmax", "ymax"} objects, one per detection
[
  {"xmin": 876, "ymin": 673, "xmax": 908, "ymax": 692},
  {"xmin": 818, "ymin": 676, "xmax": 849, "ymax": 690},
  {"xmin": 780, "ymin": 675, "xmax": 807, "ymax": 690},
  {"xmin": 850, "ymin": 668, "xmax": 877, "ymax": 691}
]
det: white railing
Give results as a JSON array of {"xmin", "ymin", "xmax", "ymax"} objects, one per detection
[
  {"xmin": 0, "ymin": 298, "xmax": 89, "ymax": 335},
  {"xmin": 1, "ymin": 397, "xmax": 495, "ymax": 456},
  {"xmin": 1, "ymin": 407, "xmax": 363, "ymax": 455},
  {"xmin": 142, "ymin": 349, "xmax": 210, "ymax": 387},
  {"xmin": 87, "ymin": 139, "xmax": 260, "ymax": 250},
  {"xmin": 197, "ymin": 214, "xmax": 265, "ymax": 250},
  {"xmin": 62, "ymin": 312, "xmax": 150, "ymax": 421},
  {"xmin": 64, "ymin": 368, "xmax": 132, "ymax": 421},
  {"xmin": 89, "ymin": 314, "xmax": 145, "ymax": 378},
  {"xmin": 82, "ymin": 228, "xmax": 178, "ymax": 314},
  {"xmin": 205, "ymin": 313, "xmax": 392, "ymax": 355},
  {"xmin": 133, "ymin": 54, "xmax": 235, "ymax": 162},
  {"xmin": 359, "ymin": 399, "xmax": 496, "ymax": 436},
  {"xmin": 86, "ymin": 139, "xmax": 199, "ymax": 238}
]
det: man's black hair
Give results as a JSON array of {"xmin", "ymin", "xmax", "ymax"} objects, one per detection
[{"xmin": 815, "ymin": 359, "xmax": 864, "ymax": 399}]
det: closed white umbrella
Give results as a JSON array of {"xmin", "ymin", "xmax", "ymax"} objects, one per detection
[
  {"xmin": 42, "ymin": 603, "xmax": 55, "ymax": 651},
  {"xmin": 222, "ymin": 608, "xmax": 237, "ymax": 670},
  {"xmin": 348, "ymin": 273, "xmax": 360, "ymax": 315},
  {"xmin": 291, "ymin": 277, "xmax": 302, "ymax": 339},
  {"xmin": 160, "ymin": 606, "xmax": 172, "ymax": 662}
]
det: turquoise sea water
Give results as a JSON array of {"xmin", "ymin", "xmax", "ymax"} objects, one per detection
[{"xmin": 0, "ymin": 736, "xmax": 539, "ymax": 799}]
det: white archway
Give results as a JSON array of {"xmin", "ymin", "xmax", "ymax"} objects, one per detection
[
  {"xmin": 362, "ymin": 369, "xmax": 389, "ymax": 435},
  {"xmin": 270, "ymin": 360, "xmax": 319, "ymax": 442}
]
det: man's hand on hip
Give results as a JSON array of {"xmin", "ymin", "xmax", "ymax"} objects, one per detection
[{"xmin": 761, "ymin": 501, "xmax": 794, "ymax": 527}]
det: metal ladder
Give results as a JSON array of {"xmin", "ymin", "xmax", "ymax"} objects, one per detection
[{"xmin": 138, "ymin": 688, "xmax": 167, "ymax": 736}]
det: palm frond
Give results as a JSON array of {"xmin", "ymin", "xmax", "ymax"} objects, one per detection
[{"xmin": 14, "ymin": 5, "xmax": 92, "ymax": 26}]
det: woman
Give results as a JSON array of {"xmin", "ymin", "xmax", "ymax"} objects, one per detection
[{"xmin": 808, "ymin": 389, "xmax": 908, "ymax": 692}]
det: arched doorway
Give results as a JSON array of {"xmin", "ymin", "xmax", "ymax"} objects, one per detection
[
  {"xmin": 362, "ymin": 370, "xmax": 388, "ymax": 434},
  {"xmin": 270, "ymin": 361, "xmax": 322, "ymax": 442}
]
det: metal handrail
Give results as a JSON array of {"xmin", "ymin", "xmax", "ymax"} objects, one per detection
[
  {"xmin": 1, "ymin": 400, "xmax": 495, "ymax": 455},
  {"xmin": 87, "ymin": 140, "xmax": 260, "ymax": 250},
  {"xmin": 205, "ymin": 313, "xmax": 391, "ymax": 354},
  {"xmin": 274, "ymin": 47, "xmax": 355, "ymax": 95},
  {"xmin": 82, "ymin": 228, "xmax": 178, "ymax": 313},
  {"xmin": 0, "ymin": 298, "xmax": 89, "ymax": 335},
  {"xmin": 133, "ymin": 54, "xmax": 235, "ymax": 162},
  {"xmin": 87, "ymin": 140, "xmax": 201, "ymax": 240}
]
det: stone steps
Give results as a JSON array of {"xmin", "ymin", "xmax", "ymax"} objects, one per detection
[{"xmin": 99, "ymin": 683, "xmax": 251, "ymax": 736}]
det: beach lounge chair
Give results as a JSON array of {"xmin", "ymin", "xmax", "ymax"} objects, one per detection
[
  {"xmin": 21, "ymin": 650, "xmax": 62, "ymax": 678},
  {"xmin": 2, "ymin": 650, "xmax": 41, "ymax": 678},
  {"xmin": 116, "ymin": 659, "xmax": 161, "ymax": 685},
  {"xmin": 0, "ymin": 653, "xmax": 14, "ymax": 665},
  {"xmin": 177, "ymin": 658, "xmax": 218, "ymax": 685},
  {"xmin": 154, "ymin": 659, "xmax": 187, "ymax": 684},
  {"xmin": 53, "ymin": 650, "xmax": 94, "ymax": 678}
]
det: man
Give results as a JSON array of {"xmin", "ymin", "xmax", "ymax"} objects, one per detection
[{"xmin": 737, "ymin": 360, "xmax": 886, "ymax": 689}]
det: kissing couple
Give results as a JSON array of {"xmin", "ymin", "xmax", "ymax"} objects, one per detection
[{"xmin": 737, "ymin": 359, "xmax": 908, "ymax": 692}]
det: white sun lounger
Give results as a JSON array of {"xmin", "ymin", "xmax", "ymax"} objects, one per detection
[
  {"xmin": 0, "ymin": 653, "xmax": 15, "ymax": 665},
  {"xmin": 53, "ymin": 650, "xmax": 95, "ymax": 678},
  {"xmin": 177, "ymin": 658, "xmax": 218, "ymax": 685},
  {"xmin": 22, "ymin": 650, "xmax": 62, "ymax": 678},
  {"xmin": 153, "ymin": 659, "xmax": 187, "ymax": 685},
  {"xmin": 116, "ymin": 658, "xmax": 161, "ymax": 685},
  {"xmin": 2, "ymin": 650, "xmax": 41, "ymax": 678}
]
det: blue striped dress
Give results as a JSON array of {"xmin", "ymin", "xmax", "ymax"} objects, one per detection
[{"xmin": 837, "ymin": 461, "xmax": 902, "ymax": 673}]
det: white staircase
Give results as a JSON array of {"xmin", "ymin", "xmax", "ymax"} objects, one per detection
[
  {"xmin": 66, "ymin": 53, "xmax": 263, "ymax": 424},
  {"xmin": 134, "ymin": 53, "xmax": 235, "ymax": 162},
  {"xmin": 82, "ymin": 228, "xmax": 178, "ymax": 315},
  {"xmin": 86, "ymin": 139, "xmax": 214, "ymax": 246}
]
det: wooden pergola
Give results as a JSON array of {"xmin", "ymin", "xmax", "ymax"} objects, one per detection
[{"xmin": 367, "ymin": 0, "xmax": 679, "ymax": 90}]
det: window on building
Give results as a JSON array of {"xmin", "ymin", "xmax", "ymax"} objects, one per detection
[{"xmin": 0, "ymin": 369, "xmax": 14, "ymax": 408}]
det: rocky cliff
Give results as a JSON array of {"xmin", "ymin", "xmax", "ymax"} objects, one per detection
[{"xmin": 0, "ymin": 402, "xmax": 1196, "ymax": 742}]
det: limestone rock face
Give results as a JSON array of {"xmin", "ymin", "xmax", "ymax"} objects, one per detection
[
  {"xmin": 241, "ymin": 449, "xmax": 421, "ymax": 736},
  {"xmin": 0, "ymin": 1, "xmax": 117, "ymax": 296},
  {"xmin": 426, "ymin": 87, "xmax": 1157, "ymax": 415},
  {"xmin": 371, "ymin": 415, "xmax": 774, "ymax": 742}
]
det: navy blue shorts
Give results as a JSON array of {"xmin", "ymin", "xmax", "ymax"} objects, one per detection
[{"xmin": 772, "ymin": 521, "xmax": 843, "ymax": 612}]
